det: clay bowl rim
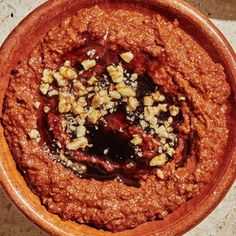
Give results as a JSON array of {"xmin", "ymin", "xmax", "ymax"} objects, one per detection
[{"xmin": 0, "ymin": 0, "xmax": 235, "ymax": 236}]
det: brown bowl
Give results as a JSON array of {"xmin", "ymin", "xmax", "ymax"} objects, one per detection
[{"xmin": 0, "ymin": 0, "xmax": 235, "ymax": 235}]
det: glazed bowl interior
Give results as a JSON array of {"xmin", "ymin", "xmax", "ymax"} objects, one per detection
[{"xmin": 0, "ymin": 0, "xmax": 235, "ymax": 235}]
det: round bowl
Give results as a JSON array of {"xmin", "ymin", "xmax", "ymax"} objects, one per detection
[{"xmin": 0, "ymin": 0, "xmax": 235, "ymax": 235}]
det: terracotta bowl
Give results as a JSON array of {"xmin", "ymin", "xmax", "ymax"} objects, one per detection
[{"xmin": 0, "ymin": 0, "xmax": 235, "ymax": 235}]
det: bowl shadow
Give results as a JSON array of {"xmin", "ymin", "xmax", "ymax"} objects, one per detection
[{"xmin": 185, "ymin": 0, "xmax": 236, "ymax": 20}]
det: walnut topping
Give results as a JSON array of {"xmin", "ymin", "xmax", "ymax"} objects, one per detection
[
  {"xmin": 140, "ymin": 120, "xmax": 148, "ymax": 129},
  {"xmin": 130, "ymin": 73, "xmax": 138, "ymax": 81},
  {"xmin": 33, "ymin": 101, "xmax": 41, "ymax": 109},
  {"xmin": 168, "ymin": 116, "xmax": 173, "ymax": 124},
  {"xmin": 58, "ymin": 93, "xmax": 74, "ymax": 113},
  {"xmin": 86, "ymin": 86, "xmax": 94, "ymax": 92},
  {"xmin": 144, "ymin": 106, "xmax": 157, "ymax": 122},
  {"xmin": 107, "ymin": 64, "xmax": 124, "ymax": 83},
  {"xmin": 143, "ymin": 96, "xmax": 154, "ymax": 106},
  {"xmin": 73, "ymin": 81, "xmax": 88, "ymax": 96},
  {"xmin": 73, "ymin": 163, "xmax": 87, "ymax": 174},
  {"xmin": 127, "ymin": 97, "xmax": 139, "ymax": 111},
  {"xmin": 152, "ymin": 91, "xmax": 165, "ymax": 102},
  {"xmin": 155, "ymin": 125, "xmax": 169, "ymax": 138},
  {"xmin": 39, "ymin": 83, "xmax": 49, "ymax": 95},
  {"xmin": 48, "ymin": 89, "xmax": 59, "ymax": 97},
  {"xmin": 53, "ymin": 72, "xmax": 68, "ymax": 87},
  {"xmin": 75, "ymin": 115, "xmax": 86, "ymax": 126},
  {"xmin": 59, "ymin": 63, "xmax": 78, "ymax": 80},
  {"xmin": 41, "ymin": 69, "xmax": 54, "ymax": 84},
  {"xmin": 76, "ymin": 125, "xmax": 86, "ymax": 137},
  {"xmin": 28, "ymin": 129, "xmax": 41, "ymax": 141},
  {"xmin": 59, "ymin": 151, "xmax": 68, "ymax": 162},
  {"xmin": 92, "ymin": 90, "xmax": 111, "ymax": 108},
  {"xmin": 66, "ymin": 137, "xmax": 89, "ymax": 150},
  {"xmin": 87, "ymin": 108, "xmax": 101, "ymax": 124},
  {"xmin": 39, "ymin": 53, "xmax": 181, "ymax": 172},
  {"xmin": 81, "ymin": 59, "xmax": 96, "ymax": 71},
  {"xmin": 72, "ymin": 103, "xmax": 84, "ymax": 115},
  {"xmin": 115, "ymin": 83, "xmax": 136, "ymax": 97},
  {"xmin": 149, "ymin": 154, "xmax": 167, "ymax": 166},
  {"xmin": 166, "ymin": 147, "xmax": 175, "ymax": 156},
  {"xmin": 169, "ymin": 105, "xmax": 180, "ymax": 116},
  {"xmin": 156, "ymin": 169, "xmax": 165, "ymax": 179},
  {"xmin": 87, "ymin": 76, "xmax": 97, "ymax": 85},
  {"xmin": 130, "ymin": 134, "xmax": 142, "ymax": 145},
  {"xmin": 120, "ymin": 52, "xmax": 134, "ymax": 63},
  {"xmin": 109, "ymin": 90, "xmax": 121, "ymax": 100},
  {"xmin": 105, "ymin": 101, "xmax": 115, "ymax": 110}
]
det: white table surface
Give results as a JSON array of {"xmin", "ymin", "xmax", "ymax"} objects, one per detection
[{"xmin": 0, "ymin": 1, "xmax": 235, "ymax": 235}]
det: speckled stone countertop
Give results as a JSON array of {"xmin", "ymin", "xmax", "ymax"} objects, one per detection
[{"xmin": 0, "ymin": 1, "xmax": 235, "ymax": 235}]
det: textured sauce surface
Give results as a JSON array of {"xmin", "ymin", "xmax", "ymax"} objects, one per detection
[{"xmin": 2, "ymin": 3, "xmax": 230, "ymax": 232}]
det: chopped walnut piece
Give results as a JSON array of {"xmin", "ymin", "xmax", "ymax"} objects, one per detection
[
  {"xmin": 162, "ymin": 143, "xmax": 169, "ymax": 151},
  {"xmin": 78, "ymin": 97, "xmax": 87, "ymax": 107},
  {"xmin": 130, "ymin": 134, "xmax": 142, "ymax": 145},
  {"xmin": 156, "ymin": 169, "xmax": 165, "ymax": 179},
  {"xmin": 81, "ymin": 59, "xmax": 96, "ymax": 71},
  {"xmin": 169, "ymin": 105, "xmax": 180, "ymax": 116},
  {"xmin": 109, "ymin": 90, "xmax": 121, "ymax": 100},
  {"xmin": 160, "ymin": 138, "xmax": 166, "ymax": 144},
  {"xmin": 107, "ymin": 64, "xmax": 124, "ymax": 83},
  {"xmin": 58, "ymin": 93, "xmax": 74, "ymax": 113},
  {"xmin": 66, "ymin": 160, "xmax": 73, "ymax": 167},
  {"xmin": 149, "ymin": 153, "xmax": 167, "ymax": 166},
  {"xmin": 157, "ymin": 104, "xmax": 168, "ymax": 113},
  {"xmin": 76, "ymin": 125, "xmax": 86, "ymax": 137},
  {"xmin": 86, "ymin": 86, "xmax": 94, "ymax": 92},
  {"xmin": 101, "ymin": 109, "xmax": 108, "ymax": 116},
  {"xmin": 72, "ymin": 102, "xmax": 84, "ymax": 115},
  {"xmin": 127, "ymin": 97, "xmax": 139, "ymax": 111},
  {"xmin": 73, "ymin": 81, "xmax": 88, "ymax": 96},
  {"xmin": 155, "ymin": 125, "xmax": 169, "ymax": 138},
  {"xmin": 166, "ymin": 147, "xmax": 175, "ymax": 156},
  {"xmin": 152, "ymin": 91, "xmax": 165, "ymax": 102},
  {"xmin": 105, "ymin": 101, "xmax": 115, "ymax": 110},
  {"xmin": 143, "ymin": 96, "xmax": 154, "ymax": 106},
  {"xmin": 92, "ymin": 90, "xmax": 111, "ymax": 108},
  {"xmin": 48, "ymin": 89, "xmax": 59, "ymax": 97},
  {"xmin": 116, "ymin": 83, "xmax": 136, "ymax": 97},
  {"xmin": 75, "ymin": 115, "xmax": 86, "ymax": 126},
  {"xmin": 168, "ymin": 116, "xmax": 173, "ymax": 124},
  {"xmin": 41, "ymin": 69, "xmax": 54, "ymax": 84},
  {"xmin": 87, "ymin": 76, "xmax": 97, "ymax": 85},
  {"xmin": 87, "ymin": 109, "xmax": 101, "ymax": 124},
  {"xmin": 140, "ymin": 120, "xmax": 148, "ymax": 129},
  {"xmin": 33, "ymin": 101, "xmax": 41, "ymax": 109},
  {"xmin": 59, "ymin": 66, "xmax": 78, "ymax": 80},
  {"xmin": 64, "ymin": 60, "xmax": 71, "ymax": 67},
  {"xmin": 59, "ymin": 151, "xmax": 68, "ymax": 162},
  {"xmin": 66, "ymin": 137, "xmax": 89, "ymax": 150},
  {"xmin": 53, "ymin": 72, "xmax": 68, "ymax": 87},
  {"xmin": 164, "ymin": 121, "xmax": 170, "ymax": 128},
  {"xmin": 130, "ymin": 73, "xmax": 138, "ymax": 81},
  {"xmin": 179, "ymin": 96, "xmax": 186, "ymax": 101},
  {"xmin": 39, "ymin": 83, "xmax": 49, "ymax": 95},
  {"xmin": 28, "ymin": 129, "xmax": 41, "ymax": 141},
  {"xmin": 120, "ymin": 52, "xmax": 134, "ymax": 63},
  {"xmin": 73, "ymin": 163, "xmax": 87, "ymax": 174},
  {"xmin": 144, "ymin": 106, "xmax": 157, "ymax": 122}
]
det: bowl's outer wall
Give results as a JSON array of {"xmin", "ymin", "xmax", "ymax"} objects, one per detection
[{"xmin": 0, "ymin": 0, "xmax": 235, "ymax": 236}]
